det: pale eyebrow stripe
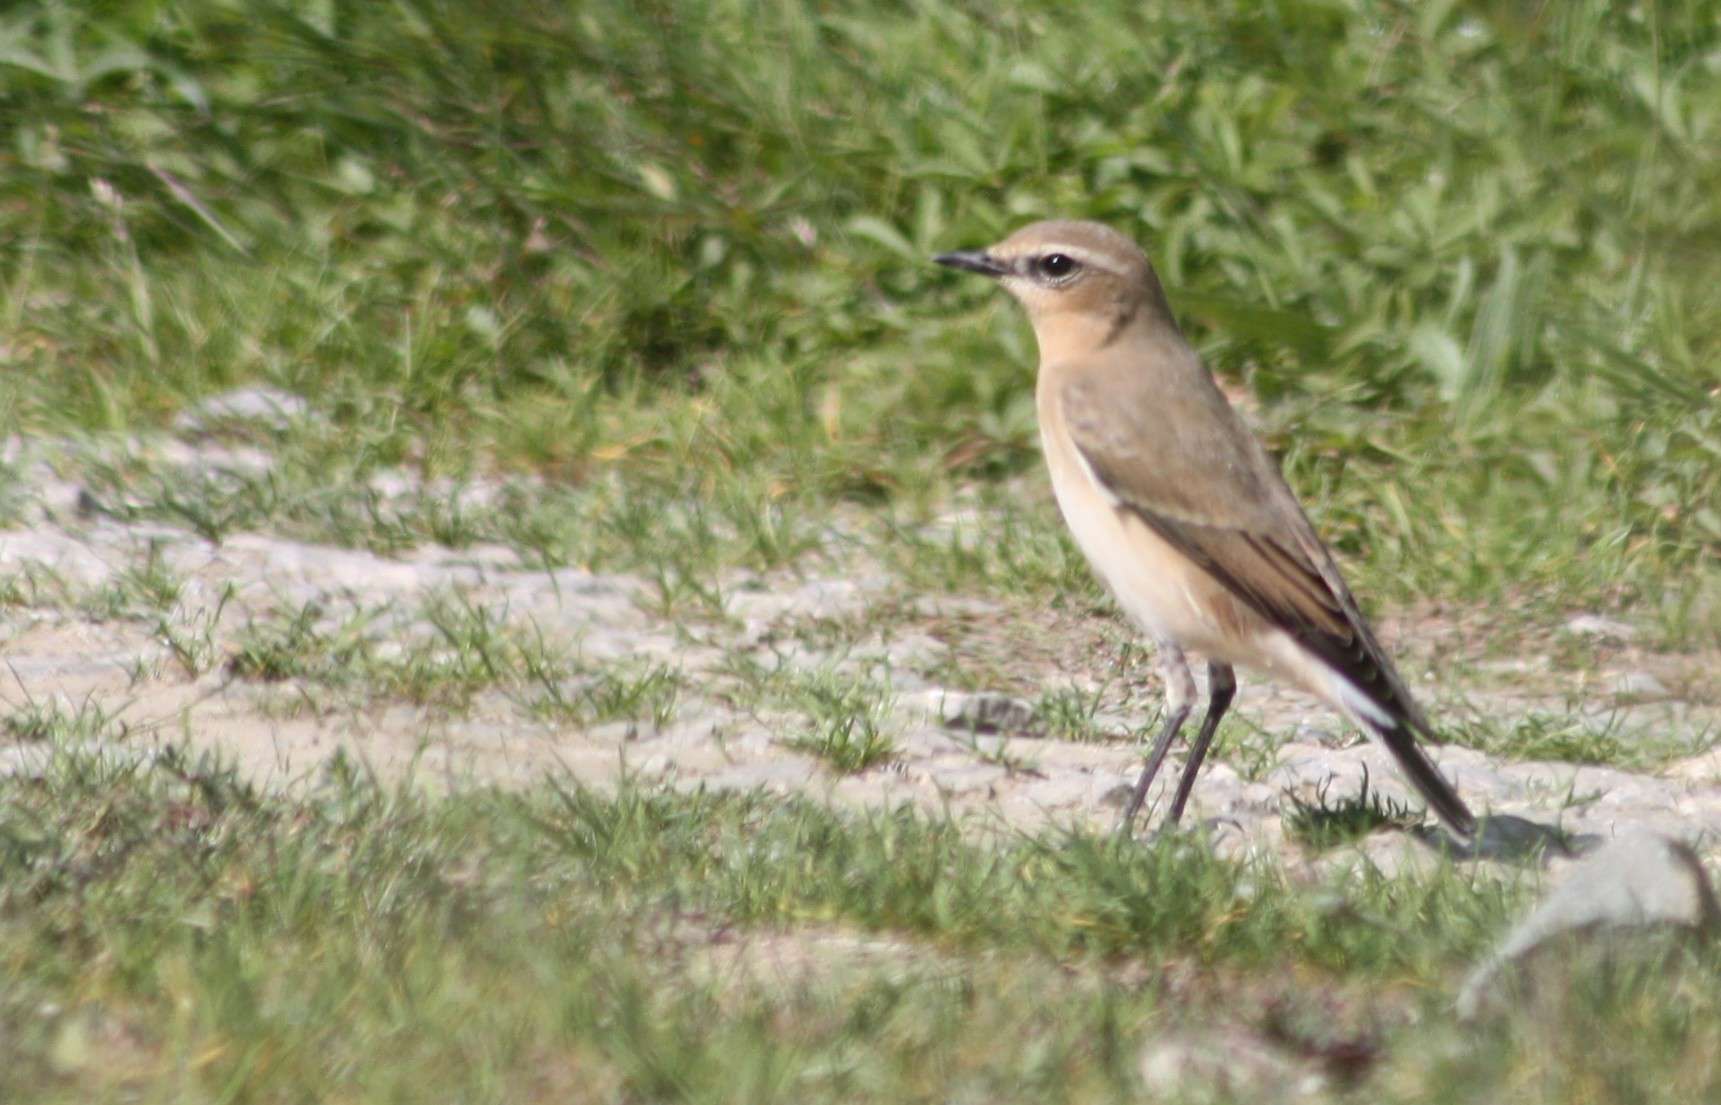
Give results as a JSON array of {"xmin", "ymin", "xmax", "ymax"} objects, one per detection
[{"xmin": 1022, "ymin": 245, "xmax": 1125, "ymax": 278}]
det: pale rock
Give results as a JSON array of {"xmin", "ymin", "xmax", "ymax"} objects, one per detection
[
  {"xmin": 695, "ymin": 760, "xmax": 821, "ymax": 794},
  {"xmin": 367, "ymin": 470, "xmax": 419, "ymax": 498},
  {"xmin": 0, "ymin": 530, "xmax": 116, "ymax": 588},
  {"xmin": 1564, "ymin": 614, "xmax": 1636, "ymax": 640},
  {"xmin": 920, "ymin": 761, "xmax": 1008, "ymax": 798},
  {"xmin": 1610, "ymin": 671, "xmax": 1669, "ymax": 700},
  {"xmin": 726, "ymin": 575, "xmax": 887, "ymax": 625},
  {"xmin": 1016, "ymin": 773, "xmax": 1110, "ymax": 810},
  {"xmin": 904, "ymin": 689, "xmax": 1039, "ymax": 735},
  {"xmin": 147, "ymin": 440, "xmax": 276, "ymax": 476},
  {"xmin": 1138, "ymin": 1029, "xmax": 1325, "ymax": 1102},
  {"xmin": 174, "ymin": 386, "xmax": 312, "ymax": 433},
  {"xmin": 2, "ymin": 428, "xmax": 1720, "ymax": 878},
  {"xmin": 34, "ymin": 477, "xmax": 87, "ymax": 522},
  {"xmin": 408, "ymin": 542, "xmax": 520, "ymax": 570},
  {"xmin": 1456, "ymin": 830, "xmax": 1719, "ymax": 1019}
]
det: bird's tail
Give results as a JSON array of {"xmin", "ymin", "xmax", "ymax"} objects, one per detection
[
  {"xmin": 1324, "ymin": 668, "xmax": 1475, "ymax": 839},
  {"xmin": 1359, "ymin": 714, "xmax": 1475, "ymax": 840}
]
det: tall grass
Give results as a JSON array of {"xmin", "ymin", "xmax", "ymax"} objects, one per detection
[{"xmin": 0, "ymin": 0, "xmax": 1716, "ymax": 624}]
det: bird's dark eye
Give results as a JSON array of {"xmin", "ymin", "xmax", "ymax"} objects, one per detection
[{"xmin": 1036, "ymin": 253, "xmax": 1079, "ymax": 280}]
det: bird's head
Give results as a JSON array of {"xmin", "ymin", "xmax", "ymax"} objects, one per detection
[{"xmin": 935, "ymin": 220, "xmax": 1174, "ymax": 352}]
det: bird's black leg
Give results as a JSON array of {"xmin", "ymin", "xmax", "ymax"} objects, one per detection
[
  {"xmin": 1117, "ymin": 645, "xmax": 1195, "ymax": 836},
  {"xmin": 1165, "ymin": 661, "xmax": 1237, "ymax": 826}
]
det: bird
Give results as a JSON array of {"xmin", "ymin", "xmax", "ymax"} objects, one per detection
[{"xmin": 934, "ymin": 219, "xmax": 1475, "ymax": 841}]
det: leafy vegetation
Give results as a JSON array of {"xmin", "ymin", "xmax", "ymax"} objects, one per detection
[{"xmin": 0, "ymin": 0, "xmax": 1715, "ymax": 633}]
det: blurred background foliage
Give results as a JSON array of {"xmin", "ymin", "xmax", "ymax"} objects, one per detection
[{"xmin": 0, "ymin": 0, "xmax": 1716, "ymax": 625}]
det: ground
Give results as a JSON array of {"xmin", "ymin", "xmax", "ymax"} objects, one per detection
[
  {"xmin": 3, "ymin": 0, "xmax": 1720, "ymax": 1100},
  {"xmin": 6, "ymin": 430, "xmax": 1718, "ymax": 854},
  {"xmin": 1, "ymin": 422, "xmax": 1718, "ymax": 1102}
]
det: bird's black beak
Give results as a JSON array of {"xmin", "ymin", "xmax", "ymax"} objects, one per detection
[{"xmin": 934, "ymin": 250, "xmax": 1009, "ymax": 278}]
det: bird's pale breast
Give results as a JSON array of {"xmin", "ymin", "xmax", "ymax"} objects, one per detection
[{"xmin": 1037, "ymin": 386, "xmax": 1260, "ymax": 658}]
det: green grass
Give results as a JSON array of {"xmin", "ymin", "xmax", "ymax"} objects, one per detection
[
  {"xmin": 529, "ymin": 659, "xmax": 687, "ymax": 731},
  {"xmin": 220, "ymin": 591, "xmax": 696, "ymax": 727},
  {"xmin": 1, "ymin": 741, "xmax": 1719, "ymax": 1102},
  {"xmin": 0, "ymin": 0, "xmax": 1715, "ymax": 639},
  {"xmin": 774, "ymin": 666, "xmax": 900, "ymax": 773},
  {"xmin": 225, "ymin": 593, "xmax": 545, "ymax": 712},
  {"xmin": 1034, "ymin": 682, "xmax": 1125, "ymax": 742},
  {"xmin": 1452, "ymin": 705, "xmax": 1719, "ymax": 772},
  {"xmin": 2, "ymin": 695, "xmax": 126, "ymax": 745},
  {"xmin": 3, "ymin": 1, "xmax": 1721, "ymax": 1099}
]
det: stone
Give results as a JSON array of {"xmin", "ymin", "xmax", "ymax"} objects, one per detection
[
  {"xmin": 1610, "ymin": 671, "xmax": 1669, "ymax": 700},
  {"xmin": 1563, "ymin": 614, "xmax": 1636, "ymax": 641},
  {"xmin": 726, "ymin": 576, "xmax": 883, "ymax": 623},
  {"xmin": 1456, "ymin": 831, "xmax": 1719, "ymax": 1019},
  {"xmin": 922, "ymin": 761, "xmax": 1009, "ymax": 795},
  {"xmin": 0, "ymin": 531, "xmax": 117, "ymax": 588},
  {"xmin": 1138, "ymin": 1028, "xmax": 1325, "ymax": 1102},
  {"xmin": 905, "ymin": 689, "xmax": 1039, "ymax": 735},
  {"xmin": 173, "ymin": 386, "xmax": 312, "ymax": 434},
  {"xmin": 34, "ymin": 476, "xmax": 88, "ymax": 522}
]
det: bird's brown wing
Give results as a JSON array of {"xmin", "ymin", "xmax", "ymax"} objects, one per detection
[
  {"xmin": 1060, "ymin": 369, "xmax": 1473, "ymax": 834},
  {"xmin": 1059, "ymin": 369, "xmax": 1419, "ymax": 721}
]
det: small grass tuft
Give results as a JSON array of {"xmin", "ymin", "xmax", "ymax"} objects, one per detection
[
  {"xmin": 1034, "ymin": 682, "xmax": 1116, "ymax": 743},
  {"xmin": 529, "ymin": 659, "xmax": 685, "ymax": 730},
  {"xmin": 3, "ymin": 695, "xmax": 126, "ymax": 745},
  {"xmin": 1453, "ymin": 709, "xmax": 1718, "ymax": 772},
  {"xmin": 782, "ymin": 669, "xmax": 899, "ymax": 773},
  {"xmin": 1284, "ymin": 767, "xmax": 1424, "ymax": 851}
]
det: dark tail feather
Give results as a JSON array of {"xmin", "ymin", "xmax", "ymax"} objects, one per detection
[{"xmin": 1364, "ymin": 718, "xmax": 1476, "ymax": 839}]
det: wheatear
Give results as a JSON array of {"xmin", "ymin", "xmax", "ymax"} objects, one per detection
[{"xmin": 936, "ymin": 220, "xmax": 1475, "ymax": 840}]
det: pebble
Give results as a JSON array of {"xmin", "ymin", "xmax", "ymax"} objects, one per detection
[
  {"xmin": 1564, "ymin": 614, "xmax": 1637, "ymax": 640},
  {"xmin": 1138, "ymin": 1028, "xmax": 1326, "ymax": 1101},
  {"xmin": 905, "ymin": 689, "xmax": 1040, "ymax": 734}
]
